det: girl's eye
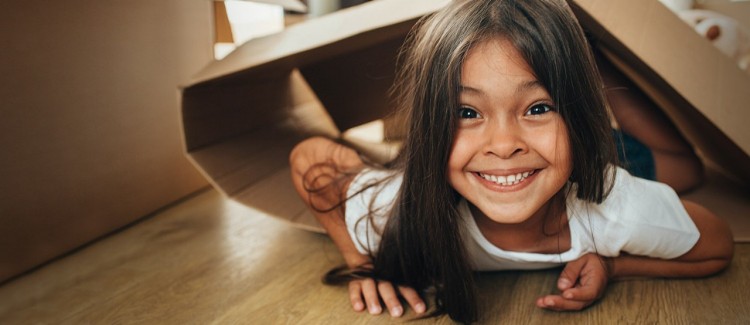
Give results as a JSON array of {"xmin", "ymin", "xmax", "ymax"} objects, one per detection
[
  {"xmin": 458, "ymin": 106, "xmax": 482, "ymax": 119},
  {"xmin": 526, "ymin": 103, "xmax": 554, "ymax": 116}
]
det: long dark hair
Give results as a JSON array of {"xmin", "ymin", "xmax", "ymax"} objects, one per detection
[{"xmin": 327, "ymin": 0, "xmax": 616, "ymax": 322}]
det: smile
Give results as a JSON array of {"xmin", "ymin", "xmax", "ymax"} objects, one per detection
[{"xmin": 477, "ymin": 170, "xmax": 536, "ymax": 186}]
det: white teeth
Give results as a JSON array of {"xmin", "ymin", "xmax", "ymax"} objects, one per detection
[{"xmin": 478, "ymin": 170, "xmax": 534, "ymax": 186}]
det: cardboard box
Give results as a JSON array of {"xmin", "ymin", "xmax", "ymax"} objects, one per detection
[
  {"xmin": 180, "ymin": 0, "xmax": 749, "ymax": 237},
  {"xmin": 570, "ymin": 0, "xmax": 750, "ymax": 183},
  {"xmin": 0, "ymin": 0, "xmax": 213, "ymax": 283},
  {"xmin": 181, "ymin": 0, "xmax": 448, "ymax": 232}
]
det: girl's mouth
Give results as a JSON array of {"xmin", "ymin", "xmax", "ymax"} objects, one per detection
[{"xmin": 477, "ymin": 169, "xmax": 537, "ymax": 186}]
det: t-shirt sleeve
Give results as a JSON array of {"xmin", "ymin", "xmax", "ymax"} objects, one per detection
[
  {"xmin": 598, "ymin": 168, "xmax": 700, "ymax": 259},
  {"xmin": 345, "ymin": 169, "xmax": 402, "ymax": 255}
]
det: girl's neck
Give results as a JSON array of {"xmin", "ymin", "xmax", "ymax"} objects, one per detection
[{"xmin": 470, "ymin": 193, "xmax": 571, "ymax": 254}]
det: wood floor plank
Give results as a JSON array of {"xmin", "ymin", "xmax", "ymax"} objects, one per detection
[{"xmin": 0, "ymin": 189, "xmax": 748, "ymax": 324}]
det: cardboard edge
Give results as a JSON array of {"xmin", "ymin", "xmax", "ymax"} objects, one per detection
[
  {"xmin": 180, "ymin": 0, "xmax": 450, "ymax": 89},
  {"xmin": 570, "ymin": 0, "xmax": 750, "ymax": 185}
]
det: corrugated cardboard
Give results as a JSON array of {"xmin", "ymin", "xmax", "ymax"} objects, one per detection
[
  {"xmin": 180, "ymin": 0, "xmax": 749, "ymax": 238},
  {"xmin": 0, "ymin": 1, "xmax": 213, "ymax": 283},
  {"xmin": 181, "ymin": 0, "xmax": 449, "ymax": 232},
  {"xmin": 570, "ymin": 0, "xmax": 750, "ymax": 184},
  {"xmin": 214, "ymin": 1, "xmax": 234, "ymax": 43}
]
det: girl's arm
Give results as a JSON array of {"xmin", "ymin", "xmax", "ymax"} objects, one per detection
[
  {"xmin": 608, "ymin": 200, "xmax": 733, "ymax": 278},
  {"xmin": 289, "ymin": 137, "xmax": 425, "ymax": 317},
  {"xmin": 290, "ymin": 137, "xmax": 369, "ymax": 268},
  {"xmin": 538, "ymin": 200, "xmax": 733, "ymax": 311}
]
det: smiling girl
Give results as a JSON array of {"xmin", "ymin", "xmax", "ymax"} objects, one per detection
[{"xmin": 289, "ymin": 0, "xmax": 733, "ymax": 323}]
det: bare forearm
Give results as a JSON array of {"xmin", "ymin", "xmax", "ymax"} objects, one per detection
[
  {"xmin": 289, "ymin": 137, "xmax": 371, "ymax": 268},
  {"xmin": 610, "ymin": 201, "xmax": 733, "ymax": 279},
  {"xmin": 321, "ymin": 216, "xmax": 372, "ymax": 268},
  {"xmin": 608, "ymin": 253, "xmax": 731, "ymax": 279}
]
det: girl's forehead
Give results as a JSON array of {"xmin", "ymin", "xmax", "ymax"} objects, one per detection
[{"xmin": 462, "ymin": 38, "xmax": 536, "ymax": 84}]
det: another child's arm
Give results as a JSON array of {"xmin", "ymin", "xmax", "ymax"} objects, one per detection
[
  {"xmin": 289, "ymin": 137, "xmax": 425, "ymax": 317},
  {"xmin": 597, "ymin": 50, "xmax": 704, "ymax": 193},
  {"xmin": 538, "ymin": 200, "xmax": 733, "ymax": 311}
]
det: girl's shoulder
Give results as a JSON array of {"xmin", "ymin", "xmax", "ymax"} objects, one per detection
[
  {"xmin": 345, "ymin": 168, "xmax": 403, "ymax": 255},
  {"xmin": 600, "ymin": 166, "xmax": 682, "ymax": 213},
  {"xmin": 569, "ymin": 166, "xmax": 686, "ymax": 222},
  {"xmin": 347, "ymin": 168, "xmax": 402, "ymax": 201},
  {"xmin": 567, "ymin": 166, "xmax": 699, "ymax": 258}
]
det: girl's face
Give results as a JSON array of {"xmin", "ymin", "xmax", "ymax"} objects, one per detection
[{"xmin": 447, "ymin": 38, "xmax": 573, "ymax": 225}]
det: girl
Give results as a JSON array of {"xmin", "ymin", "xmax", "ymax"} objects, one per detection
[{"xmin": 289, "ymin": 0, "xmax": 733, "ymax": 323}]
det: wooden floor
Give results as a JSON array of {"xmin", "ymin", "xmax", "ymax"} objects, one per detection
[{"xmin": 1, "ymin": 189, "xmax": 749, "ymax": 324}]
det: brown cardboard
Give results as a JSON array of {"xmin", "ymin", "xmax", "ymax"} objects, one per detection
[
  {"xmin": 214, "ymin": 1, "xmax": 234, "ymax": 43},
  {"xmin": 570, "ymin": 0, "xmax": 750, "ymax": 184},
  {"xmin": 0, "ymin": 1, "xmax": 213, "ymax": 283},
  {"xmin": 181, "ymin": 0, "xmax": 449, "ymax": 232},
  {"xmin": 180, "ymin": 0, "xmax": 749, "ymax": 238}
]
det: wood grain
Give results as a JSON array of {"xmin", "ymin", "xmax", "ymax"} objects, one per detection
[{"xmin": 0, "ymin": 189, "xmax": 748, "ymax": 324}]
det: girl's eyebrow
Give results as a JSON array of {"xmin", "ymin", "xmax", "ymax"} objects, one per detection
[
  {"xmin": 459, "ymin": 85, "xmax": 483, "ymax": 95},
  {"xmin": 460, "ymin": 79, "xmax": 544, "ymax": 95},
  {"xmin": 517, "ymin": 79, "xmax": 544, "ymax": 93}
]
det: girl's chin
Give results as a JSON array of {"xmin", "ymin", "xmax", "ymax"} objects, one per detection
[
  {"xmin": 483, "ymin": 213, "xmax": 534, "ymax": 225},
  {"xmin": 471, "ymin": 204, "xmax": 537, "ymax": 224}
]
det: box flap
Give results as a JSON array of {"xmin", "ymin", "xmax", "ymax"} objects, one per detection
[
  {"xmin": 571, "ymin": 0, "xmax": 750, "ymax": 183},
  {"xmin": 183, "ymin": 0, "xmax": 449, "ymax": 88}
]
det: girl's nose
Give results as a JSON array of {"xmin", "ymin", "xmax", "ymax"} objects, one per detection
[{"xmin": 483, "ymin": 120, "xmax": 528, "ymax": 159}]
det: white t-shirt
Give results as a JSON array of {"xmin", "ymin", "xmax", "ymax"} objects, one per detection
[{"xmin": 345, "ymin": 167, "xmax": 700, "ymax": 271}]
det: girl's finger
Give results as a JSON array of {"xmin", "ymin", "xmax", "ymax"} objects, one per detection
[
  {"xmin": 348, "ymin": 281, "xmax": 366, "ymax": 312},
  {"xmin": 360, "ymin": 278, "xmax": 383, "ymax": 315},
  {"xmin": 377, "ymin": 281, "xmax": 404, "ymax": 317},
  {"xmin": 398, "ymin": 285, "xmax": 426, "ymax": 314},
  {"xmin": 561, "ymin": 283, "xmax": 600, "ymax": 302},
  {"xmin": 562, "ymin": 266, "xmax": 607, "ymax": 302},
  {"xmin": 537, "ymin": 295, "xmax": 590, "ymax": 311},
  {"xmin": 558, "ymin": 260, "xmax": 585, "ymax": 291}
]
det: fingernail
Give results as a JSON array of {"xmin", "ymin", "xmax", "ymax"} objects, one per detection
[
  {"xmin": 391, "ymin": 306, "xmax": 403, "ymax": 317},
  {"xmin": 415, "ymin": 302, "xmax": 426, "ymax": 314},
  {"xmin": 558, "ymin": 278, "xmax": 571, "ymax": 289},
  {"xmin": 545, "ymin": 298, "xmax": 555, "ymax": 306},
  {"xmin": 369, "ymin": 305, "xmax": 382, "ymax": 314},
  {"xmin": 564, "ymin": 292, "xmax": 573, "ymax": 299},
  {"xmin": 353, "ymin": 302, "xmax": 364, "ymax": 311}
]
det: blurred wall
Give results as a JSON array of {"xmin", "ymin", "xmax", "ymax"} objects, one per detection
[{"xmin": 0, "ymin": 0, "xmax": 212, "ymax": 282}]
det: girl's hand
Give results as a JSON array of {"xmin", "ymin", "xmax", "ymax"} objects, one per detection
[
  {"xmin": 348, "ymin": 278, "xmax": 426, "ymax": 317},
  {"xmin": 536, "ymin": 253, "xmax": 611, "ymax": 311}
]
